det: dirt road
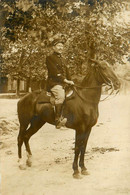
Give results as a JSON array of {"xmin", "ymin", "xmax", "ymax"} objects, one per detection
[{"xmin": 0, "ymin": 95, "xmax": 130, "ymax": 195}]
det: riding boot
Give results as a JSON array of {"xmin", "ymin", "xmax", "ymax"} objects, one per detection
[{"xmin": 55, "ymin": 104, "xmax": 67, "ymax": 129}]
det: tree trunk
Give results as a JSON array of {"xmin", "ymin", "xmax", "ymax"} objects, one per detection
[
  {"xmin": 88, "ymin": 43, "xmax": 96, "ymax": 63},
  {"xmin": 26, "ymin": 78, "xmax": 31, "ymax": 92},
  {"xmin": 16, "ymin": 78, "xmax": 20, "ymax": 96}
]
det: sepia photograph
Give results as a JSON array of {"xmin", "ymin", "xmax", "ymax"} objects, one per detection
[{"xmin": 0, "ymin": 0, "xmax": 130, "ymax": 194}]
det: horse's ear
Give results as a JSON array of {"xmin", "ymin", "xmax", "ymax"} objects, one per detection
[
  {"xmin": 89, "ymin": 59, "xmax": 94, "ymax": 66},
  {"xmin": 90, "ymin": 59, "xmax": 98, "ymax": 67},
  {"xmin": 90, "ymin": 59, "xmax": 95, "ymax": 62},
  {"xmin": 90, "ymin": 59, "xmax": 100, "ymax": 64}
]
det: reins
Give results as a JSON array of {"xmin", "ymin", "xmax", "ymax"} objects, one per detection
[
  {"xmin": 73, "ymin": 86, "xmax": 88, "ymax": 102},
  {"xmin": 100, "ymin": 88, "xmax": 119, "ymax": 102},
  {"xmin": 73, "ymin": 84, "xmax": 104, "ymax": 89},
  {"xmin": 73, "ymin": 84, "xmax": 116, "ymax": 102}
]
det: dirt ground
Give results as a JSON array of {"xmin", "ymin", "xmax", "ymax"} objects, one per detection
[{"xmin": 0, "ymin": 94, "xmax": 130, "ymax": 195}]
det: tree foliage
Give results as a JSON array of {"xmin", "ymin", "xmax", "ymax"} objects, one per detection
[{"xmin": 1, "ymin": 0, "xmax": 129, "ymax": 82}]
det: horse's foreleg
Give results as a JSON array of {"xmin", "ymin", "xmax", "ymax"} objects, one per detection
[
  {"xmin": 73, "ymin": 148, "xmax": 80, "ymax": 178},
  {"xmin": 23, "ymin": 117, "xmax": 46, "ymax": 167},
  {"xmin": 73, "ymin": 130, "xmax": 83, "ymax": 179},
  {"xmin": 79, "ymin": 128, "xmax": 91, "ymax": 175}
]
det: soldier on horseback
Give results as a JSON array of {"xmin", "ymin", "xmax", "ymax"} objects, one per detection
[{"xmin": 46, "ymin": 39, "xmax": 74, "ymax": 129}]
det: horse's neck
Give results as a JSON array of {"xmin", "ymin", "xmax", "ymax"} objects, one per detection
[
  {"xmin": 81, "ymin": 70, "xmax": 102, "ymax": 103},
  {"xmin": 81, "ymin": 68, "xmax": 99, "ymax": 87}
]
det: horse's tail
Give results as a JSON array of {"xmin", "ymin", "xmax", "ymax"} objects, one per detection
[{"xmin": 17, "ymin": 92, "xmax": 37, "ymax": 126}]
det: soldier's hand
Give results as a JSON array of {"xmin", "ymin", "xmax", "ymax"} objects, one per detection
[
  {"xmin": 68, "ymin": 80, "xmax": 74, "ymax": 85},
  {"xmin": 64, "ymin": 79, "xmax": 74, "ymax": 85}
]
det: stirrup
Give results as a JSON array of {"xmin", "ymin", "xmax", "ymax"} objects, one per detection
[{"xmin": 56, "ymin": 118, "xmax": 67, "ymax": 129}]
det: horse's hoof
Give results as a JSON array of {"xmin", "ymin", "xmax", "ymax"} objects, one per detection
[
  {"xmin": 81, "ymin": 169, "xmax": 89, "ymax": 175},
  {"xmin": 18, "ymin": 159, "xmax": 26, "ymax": 170},
  {"xmin": 19, "ymin": 164, "xmax": 26, "ymax": 170},
  {"xmin": 26, "ymin": 159, "xmax": 32, "ymax": 167},
  {"xmin": 73, "ymin": 172, "xmax": 82, "ymax": 179}
]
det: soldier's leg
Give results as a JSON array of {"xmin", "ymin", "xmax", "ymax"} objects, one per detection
[{"xmin": 51, "ymin": 85, "xmax": 67, "ymax": 128}]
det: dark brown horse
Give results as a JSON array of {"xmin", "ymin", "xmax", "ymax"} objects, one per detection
[{"xmin": 17, "ymin": 59, "xmax": 120, "ymax": 178}]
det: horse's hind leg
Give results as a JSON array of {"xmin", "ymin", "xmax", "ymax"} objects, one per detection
[
  {"xmin": 17, "ymin": 123, "xmax": 28, "ymax": 170},
  {"xmin": 23, "ymin": 116, "xmax": 46, "ymax": 167}
]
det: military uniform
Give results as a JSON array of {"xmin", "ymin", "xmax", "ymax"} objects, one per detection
[
  {"xmin": 46, "ymin": 51, "xmax": 71, "ymax": 128},
  {"xmin": 46, "ymin": 52, "xmax": 70, "ymax": 92}
]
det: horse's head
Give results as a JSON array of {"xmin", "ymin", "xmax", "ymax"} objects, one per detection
[{"xmin": 90, "ymin": 59, "xmax": 121, "ymax": 90}]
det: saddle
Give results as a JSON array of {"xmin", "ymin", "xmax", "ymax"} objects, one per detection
[{"xmin": 36, "ymin": 88, "xmax": 75, "ymax": 106}]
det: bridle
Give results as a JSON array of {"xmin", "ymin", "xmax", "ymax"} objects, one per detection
[
  {"xmin": 72, "ymin": 64, "xmax": 118, "ymax": 102},
  {"xmin": 93, "ymin": 65, "xmax": 119, "ymax": 101},
  {"xmin": 96, "ymin": 66, "xmax": 113, "ymax": 87}
]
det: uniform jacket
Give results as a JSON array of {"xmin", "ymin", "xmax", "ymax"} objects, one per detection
[{"xmin": 46, "ymin": 52, "xmax": 71, "ymax": 91}]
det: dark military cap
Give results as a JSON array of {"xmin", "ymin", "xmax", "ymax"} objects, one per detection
[{"xmin": 52, "ymin": 39, "xmax": 65, "ymax": 46}]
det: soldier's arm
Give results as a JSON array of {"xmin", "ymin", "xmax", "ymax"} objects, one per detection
[{"xmin": 64, "ymin": 66, "xmax": 74, "ymax": 85}]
